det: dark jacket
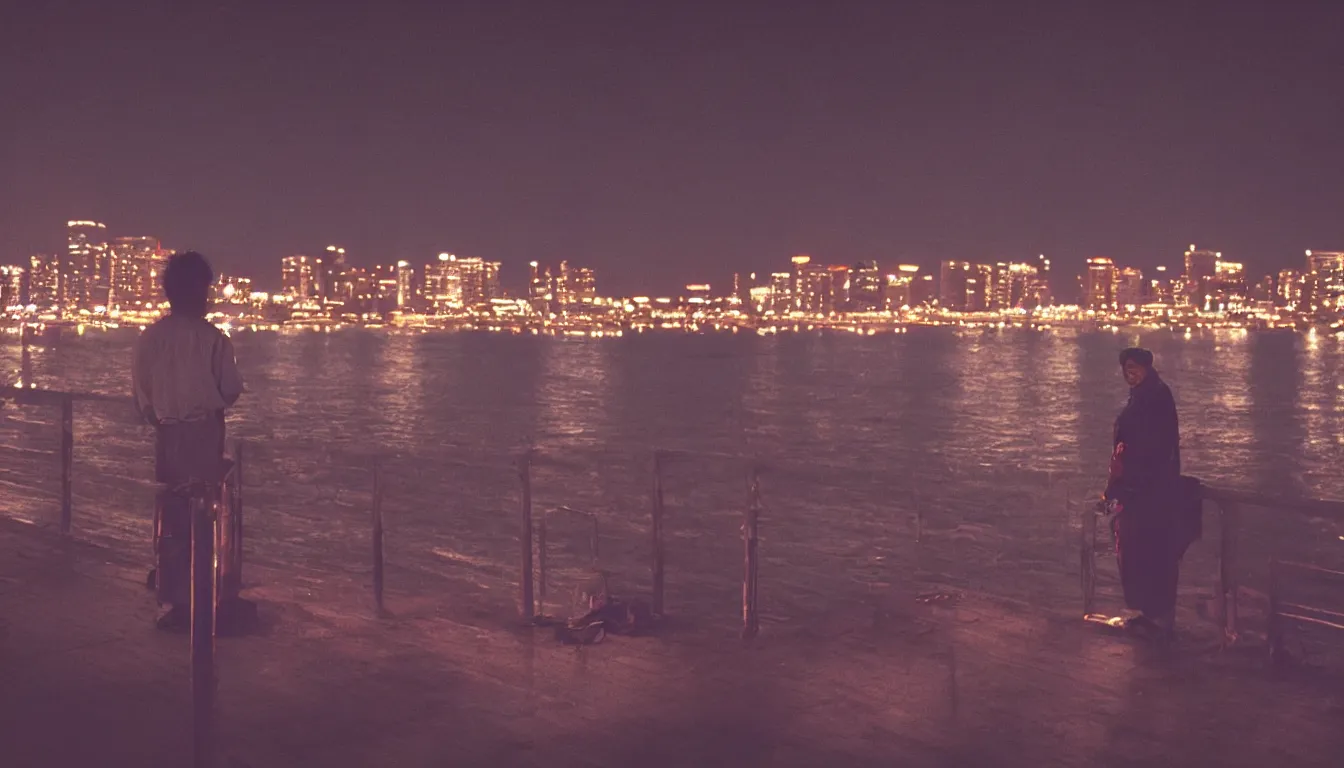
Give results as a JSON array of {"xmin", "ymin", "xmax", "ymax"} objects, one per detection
[{"xmin": 1108, "ymin": 371, "xmax": 1181, "ymax": 506}]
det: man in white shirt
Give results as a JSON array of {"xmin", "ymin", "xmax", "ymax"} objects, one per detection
[{"xmin": 132, "ymin": 251, "xmax": 243, "ymax": 630}]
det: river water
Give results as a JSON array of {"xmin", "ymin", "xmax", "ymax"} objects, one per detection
[{"xmin": 2, "ymin": 327, "xmax": 1342, "ymax": 633}]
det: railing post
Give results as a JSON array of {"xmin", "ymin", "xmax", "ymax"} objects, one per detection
[
  {"xmin": 190, "ymin": 490, "xmax": 216, "ymax": 768},
  {"xmin": 20, "ymin": 327, "xmax": 32, "ymax": 389},
  {"xmin": 233, "ymin": 439, "xmax": 244, "ymax": 588},
  {"xmin": 651, "ymin": 450, "xmax": 666, "ymax": 617},
  {"xmin": 1081, "ymin": 499, "xmax": 1097, "ymax": 617},
  {"xmin": 536, "ymin": 514, "xmax": 548, "ymax": 617},
  {"xmin": 59, "ymin": 394, "xmax": 72, "ymax": 535},
  {"xmin": 1217, "ymin": 501, "xmax": 1240, "ymax": 643},
  {"xmin": 519, "ymin": 451, "xmax": 535, "ymax": 623},
  {"xmin": 590, "ymin": 515, "xmax": 600, "ymax": 566},
  {"xmin": 742, "ymin": 466, "xmax": 761, "ymax": 640},
  {"xmin": 372, "ymin": 460, "xmax": 385, "ymax": 614},
  {"xmin": 1268, "ymin": 557, "xmax": 1284, "ymax": 666}
]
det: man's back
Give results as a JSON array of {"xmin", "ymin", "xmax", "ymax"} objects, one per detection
[{"xmin": 133, "ymin": 313, "xmax": 243, "ymax": 425}]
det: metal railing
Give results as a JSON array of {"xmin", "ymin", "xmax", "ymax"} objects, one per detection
[
  {"xmin": 7, "ymin": 385, "xmax": 1344, "ymax": 762},
  {"xmin": 1080, "ymin": 482, "xmax": 1344, "ymax": 657}
]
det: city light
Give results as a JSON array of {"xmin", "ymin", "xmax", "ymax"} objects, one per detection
[{"xmin": 5, "ymin": 218, "xmax": 1340, "ymax": 336}]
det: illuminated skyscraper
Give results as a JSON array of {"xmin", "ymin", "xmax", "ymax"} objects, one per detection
[
  {"xmin": 1085, "ymin": 257, "xmax": 1118, "ymax": 311},
  {"xmin": 66, "ymin": 220, "xmax": 109, "ymax": 312},
  {"xmin": 28, "ymin": 253, "xmax": 60, "ymax": 312},
  {"xmin": 1034, "ymin": 254, "xmax": 1054, "ymax": 307},
  {"xmin": 991, "ymin": 262, "xmax": 1039, "ymax": 311},
  {"xmin": 1212, "ymin": 260, "xmax": 1247, "ymax": 311},
  {"xmin": 769, "ymin": 272, "xmax": 792, "ymax": 314},
  {"xmin": 787, "ymin": 256, "xmax": 830, "ymax": 314},
  {"xmin": 427, "ymin": 253, "xmax": 463, "ymax": 310},
  {"xmin": 1116, "ymin": 267, "xmax": 1144, "ymax": 310},
  {"xmin": 1148, "ymin": 265, "xmax": 1174, "ymax": 305},
  {"xmin": 969, "ymin": 264, "xmax": 993, "ymax": 311},
  {"xmin": 550, "ymin": 261, "xmax": 595, "ymax": 309},
  {"xmin": 109, "ymin": 236, "xmax": 163, "ymax": 309},
  {"xmin": 884, "ymin": 265, "xmax": 921, "ymax": 310},
  {"xmin": 458, "ymin": 257, "xmax": 503, "ymax": 306},
  {"xmin": 321, "ymin": 245, "xmax": 350, "ymax": 305},
  {"xmin": 569, "ymin": 266, "xmax": 595, "ymax": 304},
  {"xmin": 281, "ymin": 255, "xmax": 321, "ymax": 301},
  {"xmin": 1250, "ymin": 275, "xmax": 1275, "ymax": 305},
  {"xmin": 1183, "ymin": 244, "xmax": 1218, "ymax": 307},
  {"xmin": 826, "ymin": 264, "xmax": 852, "ymax": 313},
  {"xmin": 1277, "ymin": 269, "xmax": 1302, "ymax": 310},
  {"xmin": 1, "ymin": 265, "xmax": 23, "ymax": 311},
  {"xmin": 790, "ymin": 255, "xmax": 816, "ymax": 311},
  {"xmin": 849, "ymin": 261, "xmax": 882, "ymax": 311},
  {"xmin": 213, "ymin": 273, "xmax": 253, "ymax": 308},
  {"xmin": 1304, "ymin": 250, "xmax": 1344, "ymax": 313},
  {"xmin": 939, "ymin": 261, "xmax": 972, "ymax": 311},
  {"xmin": 396, "ymin": 261, "xmax": 415, "ymax": 308}
]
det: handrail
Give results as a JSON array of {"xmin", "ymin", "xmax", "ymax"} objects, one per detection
[
  {"xmin": 1202, "ymin": 485, "xmax": 1344, "ymax": 518},
  {"xmin": 2, "ymin": 386, "xmax": 133, "ymax": 406}
]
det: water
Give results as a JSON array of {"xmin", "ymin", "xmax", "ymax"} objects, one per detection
[{"xmin": 2, "ymin": 327, "xmax": 1342, "ymax": 635}]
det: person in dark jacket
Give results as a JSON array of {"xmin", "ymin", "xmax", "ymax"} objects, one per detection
[{"xmin": 1105, "ymin": 347, "xmax": 1182, "ymax": 638}]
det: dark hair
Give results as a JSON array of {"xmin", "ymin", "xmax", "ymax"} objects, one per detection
[
  {"xmin": 162, "ymin": 251, "xmax": 214, "ymax": 316},
  {"xmin": 1118, "ymin": 347, "xmax": 1154, "ymax": 368}
]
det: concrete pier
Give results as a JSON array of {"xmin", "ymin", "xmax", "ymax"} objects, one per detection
[{"xmin": 2, "ymin": 515, "xmax": 1341, "ymax": 767}]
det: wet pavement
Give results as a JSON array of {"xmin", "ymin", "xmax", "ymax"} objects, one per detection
[{"xmin": 2, "ymin": 516, "xmax": 1342, "ymax": 768}]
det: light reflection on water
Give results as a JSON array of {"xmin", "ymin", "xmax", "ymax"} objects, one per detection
[{"xmin": 0, "ymin": 328, "xmax": 1340, "ymax": 628}]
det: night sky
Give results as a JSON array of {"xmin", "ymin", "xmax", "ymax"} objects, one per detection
[{"xmin": 2, "ymin": 1, "xmax": 1342, "ymax": 295}]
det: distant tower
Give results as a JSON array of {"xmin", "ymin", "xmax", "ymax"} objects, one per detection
[
  {"xmin": 1085, "ymin": 257, "xmax": 1118, "ymax": 311},
  {"xmin": 66, "ymin": 220, "xmax": 109, "ymax": 312}
]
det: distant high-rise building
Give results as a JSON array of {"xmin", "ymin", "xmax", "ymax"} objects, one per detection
[
  {"xmin": 1, "ymin": 265, "xmax": 24, "ymax": 311},
  {"xmin": 1277, "ymin": 269, "xmax": 1303, "ymax": 310},
  {"xmin": 1085, "ymin": 257, "xmax": 1118, "ymax": 311},
  {"xmin": 282, "ymin": 255, "xmax": 321, "ymax": 301},
  {"xmin": 1304, "ymin": 250, "xmax": 1344, "ymax": 313},
  {"xmin": 554, "ymin": 261, "xmax": 574, "ymax": 307},
  {"xmin": 458, "ymin": 257, "xmax": 503, "ymax": 306},
  {"xmin": 214, "ymin": 273, "xmax": 253, "ymax": 307},
  {"xmin": 1183, "ymin": 244, "xmax": 1219, "ymax": 307},
  {"xmin": 884, "ymin": 265, "xmax": 921, "ymax": 310},
  {"xmin": 790, "ymin": 255, "xmax": 811, "ymax": 311},
  {"xmin": 938, "ymin": 261, "xmax": 993, "ymax": 311},
  {"xmin": 939, "ymin": 261, "xmax": 972, "ymax": 311},
  {"xmin": 1250, "ymin": 275, "xmax": 1275, "ymax": 305},
  {"xmin": 969, "ymin": 264, "xmax": 993, "ymax": 311},
  {"xmin": 1212, "ymin": 260, "xmax": 1247, "ymax": 311},
  {"xmin": 732, "ymin": 272, "xmax": 748, "ymax": 307},
  {"xmin": 396, "ymin": 261, "xmax": 415, "ymax": 309},
  {"xmin": 569, "ymin": 266, "xmax": 595, "ymax": 304},
  {"xmin": 66, "ymin": 220, "xmax": 109, "ymax": 312},
  {"xmin": 109, "ymin": 236, "xmax": 163, "ymax": 309},
  {"xmin": 849, "ymin": 262, "xmax": 882, "ymax": 311},
  {"xmin": 991, "ymin": 262, "xmax": 1040, "ymax": 311},
  {"xmin": 827, "ymin": 265, "xmax": 851, "ymax": 313},
  {"xmin": 320, "ymin": 246, "xmax": 350, "ymax": 306},
  {"xmin": 1148, "ymin": 265, "xmax": 1175, "ymax": 305},
  {"xmin": 788, "ymin": 256, "xmax": 830, "ymax": 314},
  {"xmin": 426, "ymin": 253, "xmax": 464, "ymax": 310},
  {"xmin": 28, "ymin": 253, "xmax": 60, "ymax": 311},
  {"xmin": 768, "ymin": 272, "xmax": 792, "ymax": 314},
  {"xmin": 550, "ymin": 261, "xmax": 595, "ymax": 309},
  {"xmin": 1116, "ymin": 267, "xmax": 1144, "ymax": 309},
  {"xmin": 1034, "ymin": 254, "xmax": 1054, "ymax": 307}
]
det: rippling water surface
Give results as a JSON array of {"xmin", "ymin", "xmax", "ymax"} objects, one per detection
[{"xmin": 3, "ymin": 327, "xmax": 1341, "ymax": 633}]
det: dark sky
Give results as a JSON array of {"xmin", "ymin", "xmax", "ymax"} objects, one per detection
[{"xmin": 2, "ymin": 1, "xmax": 1342, "ymax": 295}]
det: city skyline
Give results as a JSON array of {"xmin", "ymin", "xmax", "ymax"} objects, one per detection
[
  {"xmin": 6, "ymin": 215, "xmax": 1338, "ymax": 303},
  {"xmin": 6, "ymin": 218, "xmax": 1342, "ymax": 331},
  {"xmin": 3, "ymin": 3, "xmax": 1344, "ymax": 296}
]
